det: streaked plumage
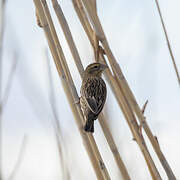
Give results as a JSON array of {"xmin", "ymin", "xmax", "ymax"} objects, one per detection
[{"xmin": 80, "ymin": 63, "xmax": 107, "ymax": 133}]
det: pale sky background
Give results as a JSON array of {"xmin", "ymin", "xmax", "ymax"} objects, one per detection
[{"xmin": 1, "ymin": 0, "xmax": 180, "ymax": 179}]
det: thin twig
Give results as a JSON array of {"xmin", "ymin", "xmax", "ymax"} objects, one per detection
[
  {"xmin": 155, "ymin": 0, "xmax": 180, "ymax": 85},
  {"xmin": 142, "ymin": 100, "xmax": 148, "ymax": 115}
]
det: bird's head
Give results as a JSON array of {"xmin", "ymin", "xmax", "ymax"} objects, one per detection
[{"xmin": 85, "ymin": 63, "xmax": 108, "ymax": 76}]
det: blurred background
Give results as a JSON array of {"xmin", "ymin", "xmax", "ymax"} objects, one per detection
[{"xmin": 0, "ymin": 0, "xmax": 180, "ymax": 179}]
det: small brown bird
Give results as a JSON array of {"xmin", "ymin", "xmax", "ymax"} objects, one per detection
[{"xmin": 80, "ymin": 63, "xmax": 107, "ymax": 133}]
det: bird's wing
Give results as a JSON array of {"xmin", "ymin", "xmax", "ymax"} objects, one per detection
[
  {"xmin": 86, "ymin": 96, "xmax": 99, "ymax": 114},
  {"xmin": 82, "ymin": 77, "xmax": 107, "ymax": 114}
]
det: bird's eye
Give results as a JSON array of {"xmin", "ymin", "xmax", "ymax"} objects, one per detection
[{"xmin": 94, "ymin": 65, "xmax": 98, "ymax": 69}]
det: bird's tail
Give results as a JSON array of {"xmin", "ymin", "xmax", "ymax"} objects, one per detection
[{"xmin": 84, "ymin": 119, "xmax": 94, "ymax": 133}]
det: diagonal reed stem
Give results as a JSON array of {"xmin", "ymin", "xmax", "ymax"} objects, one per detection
[
  {"xmin": 33, "ymin": 0, "xmax": 110, "ymax": 179},
  {"xmin": 155, "ymin": 0, "xmax": 180, "ymax": 86},
  {"xmin": 45, "ymin": 50, "xmax": 70, "ymax": 180},
  {"xmin": 32, "ymin": 0, "xmax": 176, "ymax": 179},
  {"xmin": 81, "ymin": 0, "xmax": 176, "ymax": 179},
  {"xmin": 80, "ymin": 0, "xmax": 176, "ymax": 179},
  {"xmin": 73, "ymin": 0, "xmax": 160, "ymax": 179},
  {"xmin": 51, "ymin": 0, "xmax": 130, "ymax": 179}
]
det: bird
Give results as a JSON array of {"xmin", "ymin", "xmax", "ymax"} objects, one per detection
[{"xmin": 80, "ymin": 62, "xmax": 107, "ymax": 133}]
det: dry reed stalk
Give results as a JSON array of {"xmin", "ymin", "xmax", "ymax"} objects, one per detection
[
  {"xmin": 72, "ymin": 0, "xmax": 99, "ymax": 62},
  {"xmin": 36, "ymin": 9, "xmax": 43, "ymax": 27},
  {"xmin": 72, "ymin": 1, "xmax": 162, "ymax": 179},
  {"xmin": 72, "ymin": 0, "xmax": 94, "ymax": 47},
  {"xmin": 89, "ymin": 0, "xmax": 99, "ymax": 61},
  {"xmin": 98, "ymin": 114, "xmax": 130, "ymax": 180},
  {"xmin": 45, "ymin": 50, "xmax": 70, "ymax": 180},
  {"xmin": 155, "ymin": 0, "xmax": 180, "ymax": 85},
  {"xmin": 91, "ymin": 0, "xmax": 97, "ymax": 13},
  {"xmin": 99, "ymin": 50, "xmax": 160, "ymax": 180},
  {"xmin": 51, "ymin": 1, "xmax": 130, "ymax": 179},
  {"xmin": 51, "ymin": 0, "xmax": 84, "ymax": 77},
  {"xmin": 40, "ymin": 1, "xmax": 110, "ymax": 179},
  {"xmin": 33, "ymin": 1, "xmax": 110, "ymax": 179},
  {"xmin": 81, "ymin": 0, "xmax": 176, "ymax": 179},
  {"xmin": 90, "ymin": 2, "xmax": 149, "ymax": 178}
]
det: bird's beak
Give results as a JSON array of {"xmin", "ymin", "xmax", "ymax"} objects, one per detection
[{"xmin": 100, "ymin": 64, "xmax": 108, "ymax": 70}]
